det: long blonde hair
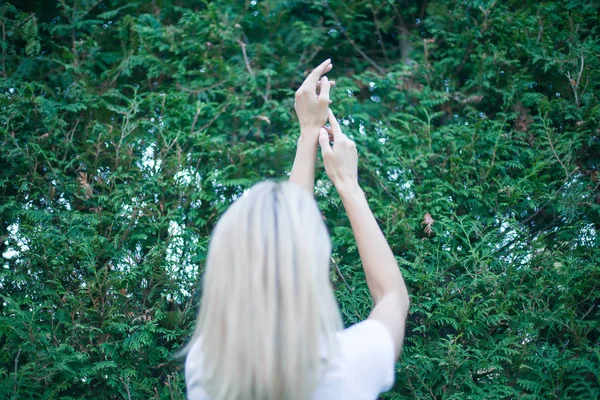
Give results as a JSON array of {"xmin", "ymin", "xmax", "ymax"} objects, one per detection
[{"xmin": 184, "ymin": 181, "xmax": 342, "ymax": 400}]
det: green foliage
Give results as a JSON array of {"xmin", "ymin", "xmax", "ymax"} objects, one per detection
[{"xmin": 1, "ymin": 0, "xmax": 599, "ymax": 398}]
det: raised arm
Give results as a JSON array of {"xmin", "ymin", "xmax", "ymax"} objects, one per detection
[
  {"xmin": 318, "ymin": 109, "xmax": 410, "ymax": 359},
  {"xmin": 289, "ymin": 59, "xmax": 334, "ymax": 195}
]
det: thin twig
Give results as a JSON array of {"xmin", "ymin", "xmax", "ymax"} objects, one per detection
[
  {"xmin": 545, "ymin": 128, "xmax": 570, "ymax": 179},
  {"xmin": 580, "ymin": 75, "xmax": 590, "ymax": 99},
  {"xmin": 13, "ymin": 348, "xmax": 21, "ymax": 395},
  {"xmin": 566, "ymin": 54, "xmax": 585, "ymax": 106},
  {"xmin": 71, "ymin": 0, "xmax": 79, "ymax": 69},
  {"xmin": 190, "ymin": 107, "xmax": 201, "ymax": 135},
  {"xmin": 459, "ymin": 3, "xmax": 495, "ymax": 73},
  {"xmin": 415, "ymin": 372, "xmax": 437, "ymax": 400},
  {"xmin": 237, "ymin": 40, "xmax": 255, "ymax": 78},
  {"xmin": 79, "ymin": 0, "xmax": 103, "ymax": 19},
  {"xmin": 422, "ymin": 39, "xmax": 433, "ymax": 85},
  {"xmin": 192, "ymin": 101, "xmax": 231, "ymax": 135},
  {"xmin": 566, "ymin": 71, "xmax": 578, "ymax": 105},
  {"xmin": 237, "ymin": 38, "xmax": 269, "ymax": 101},
  {"xmin": 120, "ymin": 377, "xmax": 132, "ymax": 400},
  {"xmin": 576, "ymin": 282, "xmax": 598, "ymax": 306},
  {"xmin": 62, "ymin": 118, "xmax": 81, "ymax": 162},
  {"xmin": 297, "ymin": 45, "xmax": 308, "ymax": 66},
  {"xmin": 576, "ymin": 54, "xmax": 584, "ymax": 88},
  {"xmin": 482, "ymin": 122, "xmax": 504, "ymax": 182},
  {"xmin": 371, "ymin": 5, "xmax": 390, "ymax": 64},
  {"xmin": 520, "ymin": 170, "xmax": 578, "ymax": 226},
  {"xmin": 1, "ymin": 21, "xmax": 7, "ymax": 77},
  {"xmin": 419, "ymin": 0, "xmax": 428, "ymax": 23},
  {"xmin": 330, "ymin": 256, "xmax": 353, "ymax": 293},
  {"xmin": 304, "ymin": 46, "xmax": 322, "ymax": 67},
  {"xmin": 167, "ymin": 374, "xmax": 175, "ymax": 400},
  {"xmin": 176, "ymin": 80, "xmax": 227, "ymax": 94},
  {"xmin": 390, "ymin": 1, "xmax": 411, "ymax": 63},
  {"xmin": 327, "ymin": 6, "xmax": 386, "ymax": 75},
  {"xmin": 292, "ymin": 46, "xmax": 323, "ymax": 89},
  {"xmin": 330, "ymin": 257, "xmax": 363, "ymax": 321},
  {"xmin": 581, "ymin": 304, "xmax": 595, "ymax": 320},
  {"xmin": 264, "ymin": 75, "xmax": 271, "ymax": 102},
  {"xmin": 369, "ymin": 167, "xmax": 400, "ymax": 203}
]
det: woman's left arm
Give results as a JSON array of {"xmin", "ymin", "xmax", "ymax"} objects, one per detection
[{"xmin": 289, "ymin": 59, "xmax": 334, "ymax": 195}]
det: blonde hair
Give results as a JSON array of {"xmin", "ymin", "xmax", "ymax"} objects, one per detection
[{"xmin": 183, "ymin": 181, "xmax": 342, "ymax": 400}]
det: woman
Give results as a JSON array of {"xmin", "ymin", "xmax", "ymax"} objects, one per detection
[{"xmin": 184, "ymin": 59, "xmax": 410, "ymax": 400}]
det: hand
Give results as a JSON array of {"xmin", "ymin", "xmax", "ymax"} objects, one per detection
[
  {"xmin": 318, "ymin": 109, "xmax": 359, "ymax": 191},
  {"xmin": 295, "ymin": 59, "xmax": 335, "ymax": 139}
]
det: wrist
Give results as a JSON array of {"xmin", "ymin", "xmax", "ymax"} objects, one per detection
[
  {"xmin": 296, "ymin": 134, "xmax": 319, "ymax": 149},
  {"xmin": 300, "ymin": 125, "xmax": 320, "ymax": 138},
  {"xmin": 335, "ymin": 180, "xmax": 362, "ymax": 198}
]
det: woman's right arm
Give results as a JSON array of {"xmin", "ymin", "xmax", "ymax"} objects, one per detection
[{"xmin": 318, "ymin": 110, "xmax": 410, "ymax": 359}]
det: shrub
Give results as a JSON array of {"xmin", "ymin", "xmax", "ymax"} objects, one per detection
[{"xmin": 1, "ymin": 0, "xmax": 598, "ymax": 398}]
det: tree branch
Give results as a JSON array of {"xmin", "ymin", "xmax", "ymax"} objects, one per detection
[
  {"xmin": 192, "ymin": 101, "xmax": 232, "ymax": 135},
  {"xmin": 327, "ymin": 6, "xmax": 386, "ymax": 75},
  {"xmin": 1, "ymin": 21, "xmax": 6, "ymax": 77},
  {"xmin": 370, "ymin": 5, "xmax": 390, "ymax": 64},
  {"xmin": 237, "ymin": 39, "xmax": 255, "ymax": 78},
  {"xmin": 119, "ymin": 377, "xmax": 132, "ymax": 400},
  {"xmin": 545, "ymin": 127, "xmax": 570, "ymax": 180},
  {"xmin": 190, "ymin": 107, "xmax": 201, "ymax": 135},
  {"xmin": 566, "ymin": 54, "xmax": 585, "ymax": 106},
  {"xmin": 13, "ymin": 348, "xmax": 21, "ymax": 395},
  {"xmin": 176, "ymin": 80, "xmax": 227, "ymax": 94},
  {"xmin": 331, "ymin": 256, "xmax": 353, "ymax": 293},
  {"xmin": 390, "ymin": 1, "xmax": 411, "ymax": 63}
]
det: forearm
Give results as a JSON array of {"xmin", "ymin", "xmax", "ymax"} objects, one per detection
[
  {"xmin": 289, "ymin": 133, "xmax": 319, "ymax": 195},
  {"xmin": 337, "ymin": 182, "xmax": 409, "ymax": 305}
]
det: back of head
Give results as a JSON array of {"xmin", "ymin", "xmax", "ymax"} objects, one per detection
[{"xmin": 185, "ymin": 181, "xmax": 342, "ymax": 400}]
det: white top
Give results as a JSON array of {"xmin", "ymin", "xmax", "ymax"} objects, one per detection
[{"xmin": 185, "ymin": 319, "xmax": 396, "ymax": 400}]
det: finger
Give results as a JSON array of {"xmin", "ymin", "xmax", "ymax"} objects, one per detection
[
  {"xmin": 316, "ymin": 80, "xmax": 336, "ymax": 89},
  {"xmin": 318, "ymin": 76, "xmax": 330, "ymax": 103},
  {"xmin": 305, "ymin": 59, "xmax": 332, "ymax": 88},
  {"xmin": 323, "ymin": 126, "xmax": 334, "ymax": 142},
  {"xmin": 318, "ymin": 128, "xmax": 333, "ymax": 157},
  {"xmin": 328, "ymin": 109, "xmax": 343, "ymax": 140}
]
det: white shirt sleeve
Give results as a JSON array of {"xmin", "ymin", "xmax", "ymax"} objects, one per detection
[{"xmin": 337, "ymin": 319, "xmax": 396, "ymax": 397}]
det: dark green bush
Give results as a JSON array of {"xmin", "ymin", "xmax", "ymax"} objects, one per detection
[{"xmin": 1, "ymin": 0, "xmax": 598, "ymax": 398}]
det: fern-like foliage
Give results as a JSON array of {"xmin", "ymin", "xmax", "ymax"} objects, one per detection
[{"xmin": 0, "ymin": 0, "xmax": 598, "ymax": 398}]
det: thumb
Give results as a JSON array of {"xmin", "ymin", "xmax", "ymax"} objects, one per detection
[{"xmin": 318, "ymin": 128, "xmax": 332, "ymax": 157}]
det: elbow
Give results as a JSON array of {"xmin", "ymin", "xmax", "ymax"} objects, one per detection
[
  {"xmin": 403, "ymin": 292, "xmax": 410, "ymax": 315},
  {"xmin": 377, "ymin": 288, "xmax": 410, "ymax": 315},
  {"xmin": 397, "ymin": 290, "xmax": 410, "ymax": 317},
  {"xmin": 371, "ymin": 277, "xmax": 410, "ymax": 313}
]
